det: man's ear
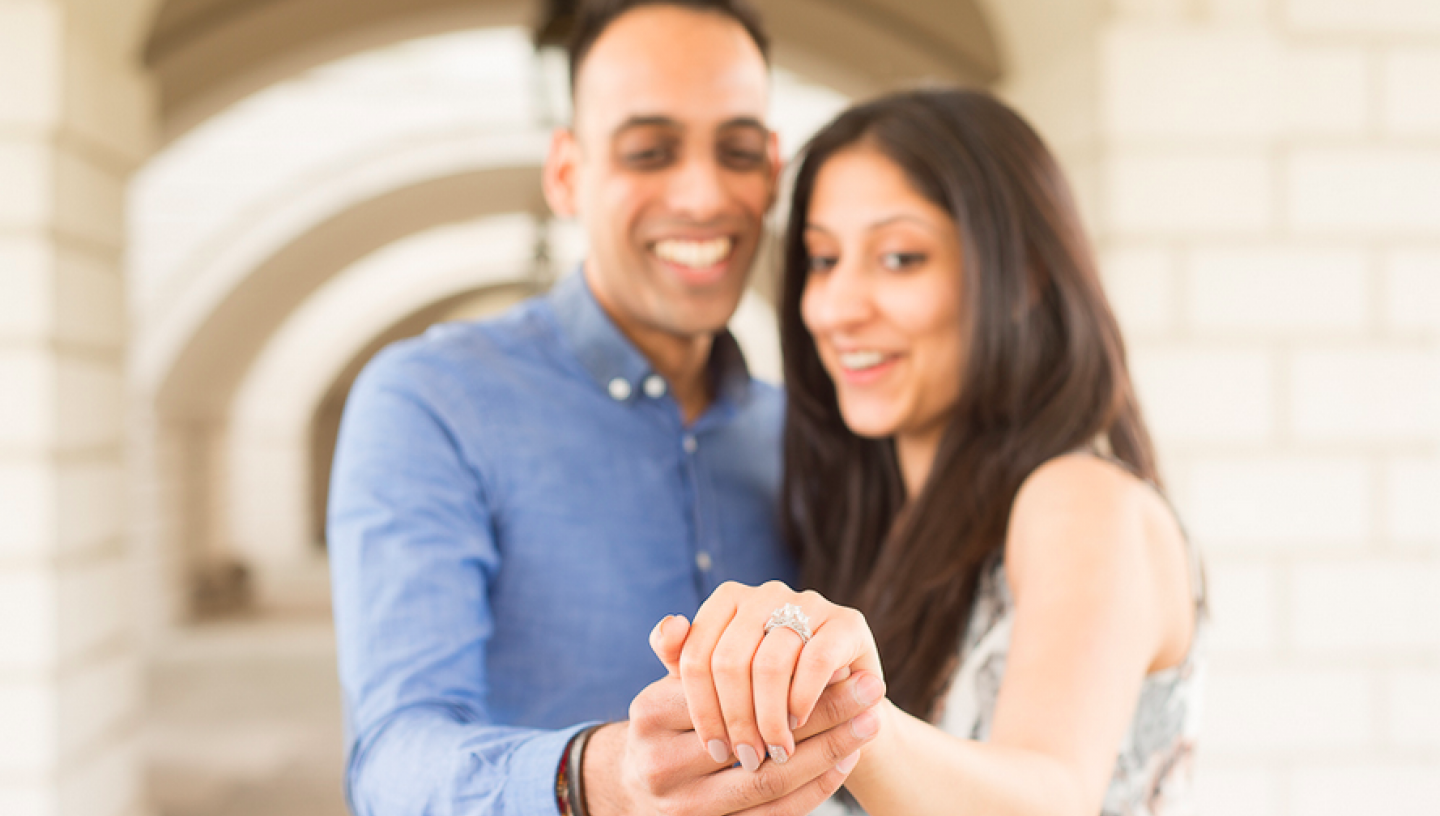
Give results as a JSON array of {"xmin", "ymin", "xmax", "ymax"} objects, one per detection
[
  {"xmin": 542, "ymin": 127, "xmax": 580, "ymax": 218},
  {"xmin": 764, "ymin": 129, "xmax": 783, "ymax": 209}
]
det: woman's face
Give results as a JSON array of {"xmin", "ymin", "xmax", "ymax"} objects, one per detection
[{"xmin": 800, "ymin": 146, "xmax": 966, "ymax": 446}]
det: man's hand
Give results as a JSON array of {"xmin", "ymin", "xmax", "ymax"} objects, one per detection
[{"xmin": 582, "ymin": 621, "xmax": 885, "ymax": 816}]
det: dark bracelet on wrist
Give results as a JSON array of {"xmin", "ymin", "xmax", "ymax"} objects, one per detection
[{"xmin": 562, "ymin": 724, "xmax": 601, "ymax": 816}]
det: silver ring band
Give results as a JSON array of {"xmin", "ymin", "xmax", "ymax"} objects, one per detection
[{"xmin": 763, "ymin": 603, "xmax": 813, "ymax": 644}]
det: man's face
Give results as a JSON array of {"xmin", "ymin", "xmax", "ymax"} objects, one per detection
[{"xmin": 544, "ymin": 5, "xmax": 779, "ymax": 344}]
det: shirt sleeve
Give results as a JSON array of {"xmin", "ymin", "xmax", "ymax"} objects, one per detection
[{"xmin": 328, "ymin": 346, "xmax": 585, "ymax": 816}]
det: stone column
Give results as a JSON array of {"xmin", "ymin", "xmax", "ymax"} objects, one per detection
[{"xmin": 0, "ymin": 1, "xmax": 151, "ymax": 813}]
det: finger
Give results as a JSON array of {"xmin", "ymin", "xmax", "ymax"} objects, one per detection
[
  {"xmin": 792, "ymin": 671, "xmax": 886, "ymax": 744},
  {"xmin": 680, "ymin": 586, "xmax": 742, "ymax": 764},
  {"xmin": 710, "ymin": 604, "xmax": 767, "ymax": 772},
  {"xmin": 698, "ymin": 699, "xmax": 880, "ymax": 814},
  {"xmin": 728, "ymin": 763, "xmax": 850, "ymax": 816},
  {"xmin": 751, "ymin": 626, "xmax": 804, "ymax": 764},
  {"xmin": 649, "ymin": 614, "xmax": 690, "ymax": 677},
  {"xmin": 793, "ymin": 610, "xmax": 882, "ymax": 729}
]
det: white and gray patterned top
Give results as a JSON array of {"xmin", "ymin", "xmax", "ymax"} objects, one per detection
[
  {"xmin": 936, "ymin": 543, "xmax": 1207, "ymax": 816},
  {"xmin": 814, "ymin": 491, "xmax": 1207, "ymax": 816}
]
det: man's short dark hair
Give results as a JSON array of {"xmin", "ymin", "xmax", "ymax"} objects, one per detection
[{"xmin": 567, "ymin": 0, "xmax": 770, "ymax": 97}]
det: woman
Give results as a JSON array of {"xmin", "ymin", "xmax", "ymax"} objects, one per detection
[{"xmin": 653, "ymin": 89, "xmax": 1205, "ymax": 815}]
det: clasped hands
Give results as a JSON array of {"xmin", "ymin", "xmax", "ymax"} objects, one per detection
[{"xmin": 615, "ymin": 581, "xmax": 887, "ymax": 816}]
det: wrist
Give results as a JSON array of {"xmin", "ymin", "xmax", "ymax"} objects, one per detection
[{"xmin": 580, "ymin": 722, "xmax": 633, "ymax": 816}]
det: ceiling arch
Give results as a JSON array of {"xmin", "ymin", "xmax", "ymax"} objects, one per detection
[{"xmin": 142, "ymin": 0, "xmax": 1003, "ymax": 143}]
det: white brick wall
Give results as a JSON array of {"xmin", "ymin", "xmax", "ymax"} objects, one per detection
[
  {"xmin": 1186, "ymin": 246, "xmax": 1370, "ymax": 334},
  {"xmin": 1106, "ymin": 150, "xmax": 1274, "ymax": 234},
  {"xmin": 1131, "ymin": 346, "xmax": 1276, "ymax": 444},
  {"xmin": 1182, "ymin": 457, "xmax": 1373, "ymax": 550},
  {"xmin": 1289, "ymin": 149, "xmax": 1440, "ymax": 235},
  {"xmin": 1383, "ymin": 49, "xmax": 1440, "ymax": 135},
  {"xmin": 1205, "ymin": 666, "xmax": 1376, "ymax": 753},
  {"xmin": 1094, "ymin": 7, "xmax": 1440, "ymax": 814},
  {"xmin": 1291, "ymin": 764, "xmax": 1440, "ymax": 816},
  {"xmin": 1290, "ymin": 347, "xmax": 1439, "ymax": 443},
  {"xmin": 1292, "ymin": 561, "xmax": 1440, "ymax": 653},
  {"xmin": 1287, "ymin": 0, "xmax": 1440, "ymax": 33}
]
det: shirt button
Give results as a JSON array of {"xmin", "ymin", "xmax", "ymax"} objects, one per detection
[
  {"xmin": 695, "ymin": 551, "xmax": 713, "ymax": 572},
  {"xmin": 682, "ymin": 435, "xmax": 698, "ymax": 454},
  {"xmin": 607, "ymin": 378, "xmax": 632, "ymax": 401},
  {"xmin": 642, "ymin": 375, "xmax": 667, "ymax": 399}
]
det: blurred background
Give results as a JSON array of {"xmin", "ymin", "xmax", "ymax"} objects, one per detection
[{"xmin": 1, "ymin": 0, "xmax": 1437, "ymax": 814}]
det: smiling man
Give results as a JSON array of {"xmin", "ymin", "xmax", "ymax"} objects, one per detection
[{"xmin": 327, "ymin": 2, "xmax": 882, "ymax": 815}]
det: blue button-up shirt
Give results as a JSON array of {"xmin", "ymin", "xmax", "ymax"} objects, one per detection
[{"xmin": 329, "ymin": 271, "xmax": 793, "ymax": 816}]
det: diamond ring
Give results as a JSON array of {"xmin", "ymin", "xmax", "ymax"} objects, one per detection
[{"xmin": 763, "ymin": 603, "xmax": 813, "ymax": 644}]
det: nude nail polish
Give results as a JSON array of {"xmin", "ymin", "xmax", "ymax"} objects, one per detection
[
  {"xmin": 707, "ymin": 739, "xmax": 729, "ymax": 764},
  {"xmin": 735, "ymin": 743, "xmax": 761, "ymax": 772},
  {"xmin": 767, "ymin": 744, "xmax": 789, "ymax": 765},
  {"xmin": 788, "ymin": 715, "xmax": 799, "ymax": 730}
]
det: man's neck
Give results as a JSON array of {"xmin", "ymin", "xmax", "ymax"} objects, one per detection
[{"xmin": 585, "ymin": 271, "xmax": 717, "ymax": 425}]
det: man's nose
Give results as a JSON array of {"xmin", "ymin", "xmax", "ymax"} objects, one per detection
[{"xmin": 667, "ymin": 155, "xmax": 728, "ymax": 219}]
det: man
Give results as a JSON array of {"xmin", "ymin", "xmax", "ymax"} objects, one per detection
[{"xmin": 328, "ymin": 2, "xmax": 882, "ymax": 814}]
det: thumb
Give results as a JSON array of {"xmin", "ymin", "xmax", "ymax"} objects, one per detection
[{"xmin": 648, "ymin": 614, "xmax": 690, "ymax": 677}]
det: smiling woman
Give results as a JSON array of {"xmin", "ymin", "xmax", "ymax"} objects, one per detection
[{"xmin": 657, "ymin": 88, "xmax": 1206, "ymax": 816}]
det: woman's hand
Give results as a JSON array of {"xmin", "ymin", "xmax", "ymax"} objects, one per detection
[{"xmin": 652, "ymin": 581, "xmax": 883, "ymax": 772}]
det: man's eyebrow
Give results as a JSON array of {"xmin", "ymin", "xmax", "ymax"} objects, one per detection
[
  {"xmin": 611, "ymin": 115, "xmax": 682, "ymax": 137},
  {"xmin": 717, "ymin": 116, "xmax": 769, "ymax": 134}
]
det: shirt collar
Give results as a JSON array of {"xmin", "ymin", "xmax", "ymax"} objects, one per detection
[{"xmin": 547, "ymin": 269, "xmax": 754, "ymax": 408}]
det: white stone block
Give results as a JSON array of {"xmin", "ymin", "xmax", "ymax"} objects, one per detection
[
  {"xmin": 1182, "ymin": 457, "xmax": 1371, "ymax": 551},
  {"xmin": 1386, "ymin": 457, "xmax": 1440, "ymax": 546},
  {"xmin": 1205, "ymin": 561, "xmax": 1280, "ymax": 654},
  {"xmin": 53, "ymin": 148, "xmax": 123, "ymax": 248},
  {"xmin": 1291, "ymin": 764, "xmax": 1440, "ymax": 816},
  {"xmin": 1292, "ymin": 561, "xmax": 1440, "ymax": 653},
  {"xmin": 1131, "ymin": 347, "xmax": 1276, "ymax": 444},
  {"xmin": 55, "ymin": 357, "xmax": 124, "ymax": 452},
  {"xmin": 0, "ymin": 679, "xmax": 56, "ymax": 773},
  {"xmin": 1103, "ymin": 26, "xmax": 1279, "ymax": 140},
  {"xmin": 0, "ymin": 139, "xmax": 51, "ymax": 230},
  {"xmin": 1387, "ymin": 668, "xmax": 1440, "ymax": 749},
  {"xmin": 1113, "ymin": 0, "xmax": 1193, "ymax": 18},
  {"xmin": 1385, "ymin": 250, "xmax": 1440, "ymax": 333},
  {"xmin": 0, "ymin": 2, "xmax": 61, "ymax": 127},
  {"xmin": 1283, "ymin": 46, "xmax": 1368, "ymax": 136},
  {"xmin": 1384, "ymin": 49, "xmax": 1440, "ymax": 135},
  {"xmin": 57, "ymin": 734, "xmax": 141, "ymax": 816},
  {"xmin": 56, "ymin": 556, "xmax": 129, "ymax": 664},
  {"xmin": 1291, "ymin": 347, "xmax": 1439, "ymax": 442},
  {"xmin": 1207, "ymin": 0, "xmax": 1270, "ymax": 23},
  {"xmin": 1100, "ymin": 244, "xmax": 1177, "ymax": 335},
  {"xmin": 1195, "ymin": 763, "xmax": 1281, "ymax": 816},
  {"xmin": 55, "ymin": 459, "xmax": 123, "ymax": 553},
  {"xmin": 57, "ymin": 652, "xmax": 139, "ymax": 763},
  {"xmin": 1205, "ymin": 666, "xmax": 1374, "ymax": 753},
  {"xmin": 1287, "ymin": 0, "xmax": 1440, "ymax": 33},
  {"xmin": 0, "ymin": 239, "xmax": 49, "ymax": 340},
  {"xmin": 0, "ymin": 461, "xmax": 51, "ymax": 556},
  {"xmin": 1186, "ymin": 246, "xmax": 1369, "ymax": 334},
  {"xmin": 1289, "ymin": 149, "xmax": 1440, "ymax": 234},
  {"xmin": 0, "ymin": 568, "xmax": 57, "ymax": 670},
  {"xmin": 0, "ymin": 352, "xmax": 51, "ymax": 453},
  {"xmin": 1107, "ymin": 150, "xmax": 1273, "ymax": 234},
  {"xmin": 0, "ymin": 784, "xmax": 47, "ymax": 816},
  {"xmin": 54, "ymin": 250, "xmax": 124, "ymax": 350},
  {"xmin": 60, "ymin": 30, "xmax": 153, "ymax": 164}
]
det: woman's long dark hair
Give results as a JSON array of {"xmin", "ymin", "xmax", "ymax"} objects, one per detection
[{"xmin": 781, "ymin": 89, "xmax": 1160, "ymax": 721}]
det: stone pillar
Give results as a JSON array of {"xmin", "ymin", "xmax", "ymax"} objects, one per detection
[{"xmin": 0, "ymin": 1, "xmax": 151, "ymax": 813}]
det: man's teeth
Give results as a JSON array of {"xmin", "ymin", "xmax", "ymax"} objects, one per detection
[
  {"xmin": 839, "ymin": 351, "xmax": 887, "ymax": 371},
  {"xmin": 653, "ymin": 238, "xmax": 733, "ymax": 269}
]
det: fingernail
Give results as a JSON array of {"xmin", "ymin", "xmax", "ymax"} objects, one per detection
[
  {"xmin": 854, "ymin": 673, "xmax": 884, "ymax": 706},
  {"xmin": 835, "ymin": 751, "xmax": 861, "ymax": 774},
  {"xmin": 735, "ymin": 743, "xmax": 761, "ymax": 773},
  {"xmin": 707, "ymin": 739, "xmax": 730, "ymax": 764},
  {"xmin": 850, "ymin": 709, "xmax": 879, "ymax": 740},
  {"xmin": 788, "ymin": 715, "xmax": 799, "ymax": 730},
  {"xmin": 651, "ymin": 615, "xmax": 672, "ymax": 643},
  {"xmin": 767, "ymin": 744, "xmax": 789, "ymax": 765}
]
